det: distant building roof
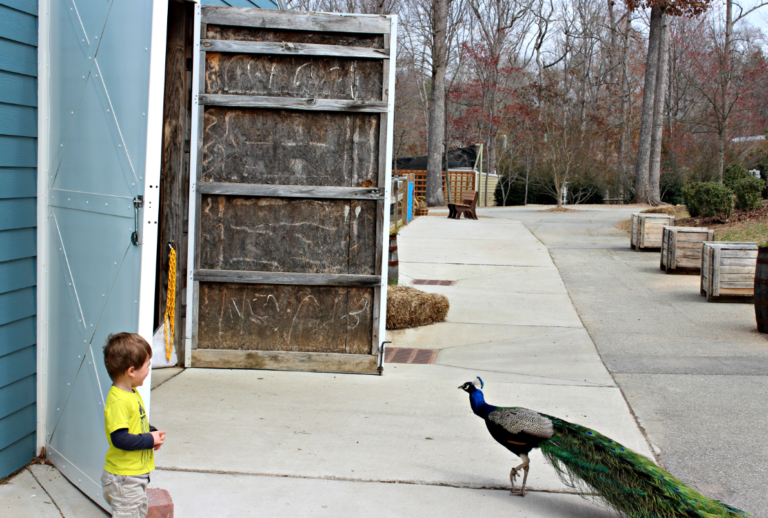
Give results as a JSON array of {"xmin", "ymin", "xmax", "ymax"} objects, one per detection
[
  {"xmin": 395, "ymin": 145, "xmax": 479, "ymax": 171},
  {"xmin": 732, "ymin": 135, "xmax": 766, "ymax": 143}
]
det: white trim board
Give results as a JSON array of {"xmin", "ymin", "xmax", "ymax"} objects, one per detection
[
  {"xmin": 36, "ymin": 0, "xmax": 51, "ymax": 456},
  {"xmin": 136, "ymin": 0, "xmax": 171, "ymax": 417}
]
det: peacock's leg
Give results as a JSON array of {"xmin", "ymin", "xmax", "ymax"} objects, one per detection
[{"xmin": 509, "ymin": 454, "xmax": 530, "ymax": 497}]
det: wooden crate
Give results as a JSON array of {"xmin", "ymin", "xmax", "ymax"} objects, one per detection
[
  {"xmin": 631, "ymin": 213, "xmax": 675, "ymax": 249},
  {"xmin": 700, "ymin": 242, "xmax": 758, "ymax": 301},
  {"xmin": 660, "ymin": 226, "xmax": 714, "ymax": 273}
]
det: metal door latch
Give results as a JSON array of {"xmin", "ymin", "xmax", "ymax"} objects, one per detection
[
  {"xmin": 378, "ymin": 341, "xmax": 391, "ymax": 375},
  {"xmin": 131, "ymin": 195, "xmax": 143, "ymax": 246}
]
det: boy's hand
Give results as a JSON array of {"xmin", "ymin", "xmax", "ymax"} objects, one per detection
[{"xmin": 151, "ymin": 430, "xmax": 166, "ymax": 450}]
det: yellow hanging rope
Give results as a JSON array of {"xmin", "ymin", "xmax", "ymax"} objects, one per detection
[{"xmin": 164, "ymin": 244, "xmax": 176, "ymax": 362}]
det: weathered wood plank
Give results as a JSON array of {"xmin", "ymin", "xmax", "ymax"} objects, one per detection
[
  {"xmin": 677, "ymin": 250, "xmax": 705, "ymax": 258},
  {"xmin": 197, "ymin": 182, "xmax": 384, "ymax": 200},
  {"xmin": 721, "ymin": 249, "xmax": 758, "ymax": 258},
  {"xmin": 202, "ymin": 39, "xmax": 389, "ymax": 59},
  {"xmin": 678, "ymin": 233, "xmax": 713, "ymax": 242},
  {"xmin": 206, "ymin": 24, "xmax": 385, "ymax": 48},
  {"xmin": 205, "ymin": 53, "xmax": 383, "ymax": 101},
  {"xmin": 202, "ymin": 108, "xmax": 379, "ymax": 187},
  {"xmin": 197, "ymin": 283, "xmax": 373, "ymax": 353},
  {"xmin": 721, "ymin": 258, "xmax": 759, "ymax": 266},
  {"xmin": 157, "ymin": 1, "xmax": 192, "ymax": 360},
  {"xmin": 721, "ymin": 266, "xmax": 758, "ymax": 274},
  {"xmin": 720, "ymin": 281, "xmax": 754, "ymax": 289},
  {"xmin": 719, "ymin": 288, "xmax": 754, "ymax": 295},
  {"xmin": 200, "ymin": 94, "xmax": 388, "ymax": 112},
  {"xmin": 191, "ymin": 349, "xmax": 378, "ymax": 373},
  {"xmin": 713, "ymin": 248, "xmax": 721, "ymax": 296},
  {"xmin": 201, "ymin": 6, "xmax": 391, "ymax": 34},
  {"xmin": 195, "ymin": 270, "xmax": 381, "ymax": 286},
  {"xmin": 720, "ymin": 273, "xmax": 754, "ymax": 282},
  {"xmin": 199, "ymin": 196, "xmax": 376, "ymax": 274},
  {"xmin": 678, "ymin": 240, "xmax": 707, "ymax": 248}
]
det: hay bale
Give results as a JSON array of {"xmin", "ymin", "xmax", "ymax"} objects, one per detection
[
  {"xmin": 641, "ymin": 206, "xmax": 676, "ymax": 215},
  {"xmin": 536, "ymin": 207, "xmax": 581, "ymax": 213},
  {"xmin": 386, "ymin": 286, "xmax": 449, "ymax": 330}
]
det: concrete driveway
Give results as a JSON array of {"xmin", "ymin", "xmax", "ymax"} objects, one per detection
[
  {"xmin": 3, "ymin": 212, "xmax": 655, "ymax": 518},
  {"xmin": 141, "ymin": 215, "xmax": 650, "ymax": 517},
  {"xmin": 484, "ymin": 205, "xmax": 766, "ymax": 516}
]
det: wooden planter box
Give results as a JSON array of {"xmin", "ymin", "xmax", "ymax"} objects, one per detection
[
  {"xmin": 700, "ymin": 242, "xmax": 758, "ymax": 301},
  {"xmin": 631, "ymin": 213, "xmax": 675, "ymax": 250},
  {"xmin": 660, "ymin": 226, "xmax": 714, "ymax": 273}
]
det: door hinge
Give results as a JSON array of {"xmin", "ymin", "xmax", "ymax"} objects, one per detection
[{"xmin": 131, "ymin": 195, "xmax": 144, "ymax": 246}]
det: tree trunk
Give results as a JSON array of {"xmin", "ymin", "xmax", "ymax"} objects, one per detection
[
  {"xmin": 718, "ymin": 130, "xmax": 726, "ymax": 183},
  {"xmin": 618, "ymin": 11, "xmax": 632, "ymax": 195},
  {"xmin": 426, "ymin": 0, "xmax": 448, "ymax": 206},
  {"xmin": 632, "ymin": 5, "xmax": 662, "ymax": 204},
  {"xmin": 649, "ymin": 11, "xmax": 670, "ymax": 204},
  {"xmin": 719, "ymin": 0, "xmax": 734, "ymax": 184}
]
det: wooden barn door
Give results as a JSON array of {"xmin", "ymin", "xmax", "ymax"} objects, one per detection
[{"xmin": 184, "ymin": 6, "xmax": 395, "ymax": 374}]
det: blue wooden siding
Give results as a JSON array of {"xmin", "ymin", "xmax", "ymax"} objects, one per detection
[{"xmin": 0, "ymin": 0, "xmax": 36, "ymax": 480}]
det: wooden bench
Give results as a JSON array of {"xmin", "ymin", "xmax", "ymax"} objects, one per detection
[{"xmin": 448, "ymin": 191, "xmax": 478, "ymax": 220}]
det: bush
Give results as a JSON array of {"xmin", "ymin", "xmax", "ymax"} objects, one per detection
[
  {"xmin": 661, "ymin": 174, "xmax": 685, "ymax": 205},
  {"xmin": 493, "ymin": 178, "xmax": 555, "ymax": 206},
  {"xmin": 733, "ymin": 176, "xmax": 763, "ymax": 211},
  {"xmin": 683, "ymin": 182, "xmax": 734, "ymax": 220},
  {"xmin": 723, "ymin": 164, "xmax": 751, "ymax": 190},
  {"xmin": 566, "ymin": 180, "xmax": 604, "ymax": 204}
]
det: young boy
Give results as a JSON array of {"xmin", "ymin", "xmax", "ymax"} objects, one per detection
[{"xmin": 102, "ymin": 332, "xmax": 166, "ymax": 518}]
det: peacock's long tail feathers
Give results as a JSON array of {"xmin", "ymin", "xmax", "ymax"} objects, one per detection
[{"xmin": 539, "ymin": 415, "xmax": 748, "ymax": 518}]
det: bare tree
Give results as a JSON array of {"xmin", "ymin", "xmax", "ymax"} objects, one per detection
[
  {"xmin": 632, "ymin": 5, "xmax": 663, "ymax": 203},
  {"xmin": 467, "ymin": 0, "xmax": 534, "ymax": 205},
  {"xmin": 649, "ymin": 11, "xmax": 671, "ymax": 203},
  {"xmin": 426, "ymin": 0, "xmax": 450, "ymax": 206}
]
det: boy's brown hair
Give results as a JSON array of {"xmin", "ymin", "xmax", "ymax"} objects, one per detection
[{"xmin": 103, "ymin": 333, "xmax": 152, "ymax": 380}]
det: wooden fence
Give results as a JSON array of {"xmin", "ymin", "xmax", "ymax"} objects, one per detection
[{"xmin": 404, "ymin": 170, "xmax": 476, "ymax": 203}]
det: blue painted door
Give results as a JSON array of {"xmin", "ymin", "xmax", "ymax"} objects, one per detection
[{"xmin": 43, "ymin": 0, "xmax": 162, "ymax": 507}]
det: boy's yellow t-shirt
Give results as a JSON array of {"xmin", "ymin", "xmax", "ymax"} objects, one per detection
[{"xmin": 103, "ymin": 386, "xmax": 155, "ymax": 476}]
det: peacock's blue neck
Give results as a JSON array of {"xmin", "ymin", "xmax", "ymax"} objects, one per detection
[{"xmin": 469, "ymin": 389, "xmax": 496, "ymax": 419}]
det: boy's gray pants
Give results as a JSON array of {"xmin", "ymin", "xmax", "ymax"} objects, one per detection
[{"xmin": 101, "ymin": 470, "xmax": 149, "ymax": 518}]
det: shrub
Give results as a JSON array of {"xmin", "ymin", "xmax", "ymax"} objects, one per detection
[
  {"xmin": 733, "ymin": 176, "xmax": 763, "ymax": 211},
  {"xmin": 683, "ymin": 182, "xmax": 734, "ymax": 220},
  {"xmin": 661, "ymin": 174, "xmax": 685, "ymax": 205},
  {"xmin": 723, "ymin": 164, "xmax": 751, "ymax": 190},
  {"xmin": 567, "ymin": 180, "xmax": 604, "ymax": 204},
  {"xmin": 493, "ymin": 178, "xmax": 554, "ymax": 206},
  {"xmin": 682, "ymin": 183, "xmax": 700, "ymax": 216}
]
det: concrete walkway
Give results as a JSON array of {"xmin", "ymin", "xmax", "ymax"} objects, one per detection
[
  {"xmin": 2, "ymin": 215, "xmax": 653, "ymax": 517},
  {"xmin": 484, "ymin": 205, "xmax": 766, "ymax": 516},
  {"xmin": 143, "ymin": 216, "xmax": 651, "ymax": 517}
]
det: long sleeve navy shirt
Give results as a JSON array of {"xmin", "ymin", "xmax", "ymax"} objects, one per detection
[{"xmin": 110, "ymin": 425, "xmax": 158, "ymax": 451}]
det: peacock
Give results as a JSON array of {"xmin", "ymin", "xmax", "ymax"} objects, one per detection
[{"xmin": 459, "ymin": 378, "xmax": 748, "ymax": 518}]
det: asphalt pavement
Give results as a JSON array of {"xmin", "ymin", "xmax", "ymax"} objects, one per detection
[{"xmin": 484, "ymin": 205, "xmax": 767, "ymax": 516}]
